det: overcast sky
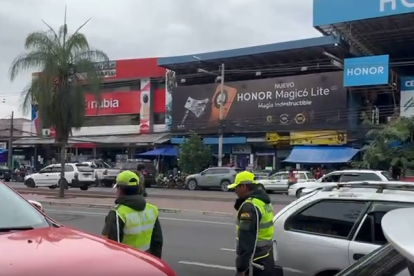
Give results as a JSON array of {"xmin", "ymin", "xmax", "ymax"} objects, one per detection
[{"xmin": 0, "ymin": 0, "xmax": 319, "ymax": 119}]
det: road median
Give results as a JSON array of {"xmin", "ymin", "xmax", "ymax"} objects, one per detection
[
  {"xmin": 23, "ymin": 193, "xmax": 287, "ymax": 217},
  {"xmin": 14, "ymin": 187, "xmax": 293, "ymax": 204}
]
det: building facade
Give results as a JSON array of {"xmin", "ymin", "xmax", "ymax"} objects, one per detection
[{"xmin": 14, "ymin": 58, "xmax": 169, "ymax": 164}]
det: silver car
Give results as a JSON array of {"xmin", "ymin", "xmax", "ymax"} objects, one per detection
[{"xmin": 185, "ymin": 167, "xmax": 243, "ymax": 191}]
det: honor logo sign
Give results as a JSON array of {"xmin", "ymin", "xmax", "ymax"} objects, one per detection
[
  {"xmin": 236, "ymin": 81, "xmax": 333, "ymax": 109},
  {"xmin": 380, "ymin": 0, "xmax": 414, "ymax": 12}
]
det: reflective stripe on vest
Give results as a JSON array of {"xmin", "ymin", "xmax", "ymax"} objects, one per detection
[
  {"xmin": 114, "ymin": 203, "xmax": 158, "ymax": 251},
  {"xmin": 235, "ymin": 197, "xmax": 274, "ymax": 259}
]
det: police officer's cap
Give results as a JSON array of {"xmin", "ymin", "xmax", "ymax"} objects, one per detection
[
  {"xmin": 227, "ymin": 171, "xmax": 257, "ymax": 189},
  {"xmin": 113, "ymin": 170, "xmax": 139, "ymax": 188}
]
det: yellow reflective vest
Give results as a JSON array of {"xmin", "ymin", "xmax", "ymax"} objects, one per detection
[
  {"xmin": 114, "ymin": 203, "xmax": 158, "ymax": 251},
  {"xmin": 236, "ymin": 197, "xmax": 274, "ymax": 260}
]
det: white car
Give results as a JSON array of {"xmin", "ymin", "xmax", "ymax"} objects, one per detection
[
  {"xmin": 24, "ymin": 163, "xmax": 95, "ymax": 190},
  {"xmin": 288, "ymin": 169, "xmax": 392, "ymax": 198},
  {"xmin": 259, "ymin": 171, "xmax": 314, "ymax": 193},
  {"xmin": 272, "ymin": 181, "xmax": 414, "ymax": 276},
  {"xmin": 82, "ymin": 160, "xmax": 120, "ymax": 187}
]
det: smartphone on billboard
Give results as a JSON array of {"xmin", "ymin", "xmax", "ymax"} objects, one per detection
[{"xmin": 209, "ymin": 84, "xmax": 237, "ymax": 123}]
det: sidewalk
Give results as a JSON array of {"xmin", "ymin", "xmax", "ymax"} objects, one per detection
[{"xmin": 23, "ymin": 194, "xmax": 287, "ymax": 217}]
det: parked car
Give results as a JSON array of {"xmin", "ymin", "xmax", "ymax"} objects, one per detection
[
  {"xmin": 288, "ymin": 169, "xmax": 392, "ymax": 198},
  {"xmin": 259, "ymin": 170, "xmax": 314, "ymax": 193},
  {"xmin": 334, "ymin": 207, "xmax": 414, "ymax": 276},
  {"xmin": 272, "ymin": 181, "xmax": 414, "ymax": 276},
  {"xmin": 185, "ymin": 167, "xmax": 243, "ymax": 191},
  {"xmin": 117, "ymin": 160, "xmax": 156, "ymax": 187},
  {"xmin": 24, "ymin": 163, "xmax": 95, "ymax": 190},
  {"xmin": 82, "ymin": 160, "xmax": 120, "ymax": 187},
  {"xmin": 0, "ymin": 181, "xmax": 176, "ymax": 276},
  {"xmin": 0, "ymin": 165, "xmax": 12, "ymax": 182}
]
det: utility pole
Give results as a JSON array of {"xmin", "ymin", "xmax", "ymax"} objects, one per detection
[
  {"xmin": 8, "ymin": 111, "xmax": 13, "ymax": 167},
  {"xmin": 218, "ymin": 63, "xmax": 225, "ymax": 167}
]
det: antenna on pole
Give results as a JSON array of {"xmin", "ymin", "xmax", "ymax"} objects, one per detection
[{"xmin": 64, "ymin": 5, "xmax": 67, "ymax": 25}]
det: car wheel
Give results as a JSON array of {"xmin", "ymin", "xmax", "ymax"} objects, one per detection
[
  {"xmin": 220, "ymin": 180, "xmax": 230, "ymax": 192},
  {"xmin": 5, "ymin": 178, "xmax": 10, "ymax": 182},
  {"xmin": 80, "ymin": 186, "xmax": 88, "ymax": 191},
  {"xmin": 26, "ymin": 178, "xmax": 36, "ymax": 188},
  {"xmin": 187, "ymin": 179, "xmax": 198, "ymax": 191},
  {"xmin": 296, "ymin": 188, "xmax": 304, "ymax": 198}
]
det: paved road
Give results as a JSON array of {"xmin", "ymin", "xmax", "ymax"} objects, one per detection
[
  {"xmin": 8, "ymin": 181, "xmax": 295, "ymax": 204},
  {"xmin": 45, "ymin": 205, "xmax": 237, "ymax": 276}
]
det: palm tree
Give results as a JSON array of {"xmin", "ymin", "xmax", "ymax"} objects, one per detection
[{"xmin": 9, "ymin": 15, "xmax": 109, "ymax": 197}]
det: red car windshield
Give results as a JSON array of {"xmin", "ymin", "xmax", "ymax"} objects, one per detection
[{"xmin": 0, "ymin": 183, "xmax": 49, "ymax": 230}]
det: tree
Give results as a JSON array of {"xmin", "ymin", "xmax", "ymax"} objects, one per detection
[
  {"xmin": 9, "ymin": 15, "xmax": 109, "ymax": 197},
  {"xmin": 178, "ymin": 132, "xmax": 211, "ymax": 174},
  {"xmin": 356, "ymin": 117, "xmax": 414, "ymax": 174}
]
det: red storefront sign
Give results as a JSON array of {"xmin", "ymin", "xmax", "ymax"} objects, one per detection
[
  {"xmin": 96, "ymin": 58, "xmax": 165, "ymax": 81},
  {"xmin": 33, "ymin": 58, "xmax": 166, "ymax": 82},
  {"xmin": 85, "ymin": 91, "xmax": 140, "ymax": 116}
]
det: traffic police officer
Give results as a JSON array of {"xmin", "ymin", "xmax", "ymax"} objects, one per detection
[
  {"xmin": 102, "ymin": 170, "xmax": 163, "ymax": 258},
  {"xmin": 227, "ymin": 171, "xmax": 275, "ymax": 276}
]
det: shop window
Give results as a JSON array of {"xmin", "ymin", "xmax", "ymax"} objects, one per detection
[
  {"xmin": 154, "ymin": 113, "xmax": 165, "ymax": 124},
  {"xmin": 153, "ymin": 81, "xmax": 166, "ymax": 90}
]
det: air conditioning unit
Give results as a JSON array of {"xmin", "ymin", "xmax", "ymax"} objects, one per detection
[{"xmin": 42, "ymin": 128, "xmax": 50, "ymax": 137}]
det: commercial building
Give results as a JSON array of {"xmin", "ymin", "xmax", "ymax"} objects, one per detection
[
  {"xmin": 14, "ymin": 58, "xmax": 169, "ymax": 164},
  {"xmin": 157, "ymin": 0, "xmax": 414, "ymax": 168}
]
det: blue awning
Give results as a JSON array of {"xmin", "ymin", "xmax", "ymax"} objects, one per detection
[
  {"xmin": 283, "ymin": 146, "xmax": 359, "ymax": 164},
  {"xmin": 137, "ymin": 147, "xmax": 178, "ymax": 157}
]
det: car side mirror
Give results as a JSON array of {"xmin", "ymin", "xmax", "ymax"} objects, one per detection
[
  {"xmin": 200, "ymin": 172, "xmax": 205, "ymax": 176},
  {"xmin": 28, "ymin": 200, "xmax": 44, "ymax": 212}
]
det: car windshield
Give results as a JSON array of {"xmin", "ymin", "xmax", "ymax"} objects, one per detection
[
  {"xmin": 381, "ymin": 171, "xmax": 394, "ymax": 180},
  {"xmin": 0, "ymin": 184, "xmax": 49, "ymax": 229},
  {"xmin": 75, "ymin": 164, "xmax": 93, "ymax": 172},
  {"xmin": 336, "ymin": 243, "xmax": 409, "ymax": 276}
]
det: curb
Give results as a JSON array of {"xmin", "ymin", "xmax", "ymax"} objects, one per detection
[{"xmin": 38, "ymin": 200, "xmax": 234, "ymax": 217}]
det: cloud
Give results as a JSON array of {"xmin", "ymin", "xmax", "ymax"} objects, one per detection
[{"xmin": 0, "ymin": 0, "xmax": 319, "ymax": 119}]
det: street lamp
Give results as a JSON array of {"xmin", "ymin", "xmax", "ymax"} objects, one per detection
[{"xmin": 194, "ymin": 56, "xmax": 225, "ymax": 167}]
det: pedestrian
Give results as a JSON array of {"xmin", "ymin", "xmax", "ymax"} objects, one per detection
[
  {"xmin": 287, "ymin": 169, "xmax": 297, "ymax": 187},
  {"xmin": 102, "ymin": 170, "xmax": 163, "ymax": 258},
  {"xmin": 227, "ymin": 171, "xmax": 275, "ymax": 276},
  {"xmin": 137, "ymin": 164, "xmax": 147, "ymax": 197}
]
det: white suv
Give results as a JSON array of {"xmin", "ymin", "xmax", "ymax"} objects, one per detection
[
  {"xmin": 288, "ymin": 169, "xmax": 392, "ymax": 197},
  {"xmin": 273, "ymin": 181, "xmax": 414, "ymax": 276},
  {"xmin": 24, "ymin": 163, "xmax": 95, "ymax": 190}
]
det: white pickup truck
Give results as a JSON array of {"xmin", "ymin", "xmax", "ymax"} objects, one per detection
[{"xmin": 82, "ymin": 160, "xmax": 120, "ymax": 187}]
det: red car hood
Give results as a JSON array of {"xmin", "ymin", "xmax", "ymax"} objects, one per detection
[{"xmin": 1, "ymin": 227, "xmax": 174, "ymax": 276}]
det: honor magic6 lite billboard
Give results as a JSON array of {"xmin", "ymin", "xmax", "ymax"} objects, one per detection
[{"xmin": 171, "ymin": 72, "xmax": 347, "ymax": 132}]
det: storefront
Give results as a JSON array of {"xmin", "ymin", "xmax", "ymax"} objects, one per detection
[{"xmin": 20, "ymin": 58, "xmax": 170, "ymax": 167}]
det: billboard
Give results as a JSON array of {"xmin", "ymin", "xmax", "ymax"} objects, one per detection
[
  {"xmin": 343, "ymin": 55, "xmax": 389, "ymax": 87},
  {"xmin": 84, "ymin": 91, "xmax": 140, "ymax": 116},
  {"xmin": 33, "ymin": 58, "xmax": 165, "ymax": 83},
  {"xmin": 171, "ymin": 72, "xmax": 348, "ymax": 133},
  {"xmin": 313, "ymin": 0, "xmax": 414, "ymax": 26},
  {"xmin": 400, "ymin": 76, "xmax": 414, "ymax": 117}
]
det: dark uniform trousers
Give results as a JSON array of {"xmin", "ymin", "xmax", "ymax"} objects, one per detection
[{"xmin": 242, "ymin": 250, "xmax": 276, "ymax": 276}]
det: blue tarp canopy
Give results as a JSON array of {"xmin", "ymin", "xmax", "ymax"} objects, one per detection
[
  {"xmin": 137, "ymin": 147, "xmax": 178, "ymax": 157},
  {"xmin": 283, "ymin": 146, "xmax": 359, "ymax": 164}
]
